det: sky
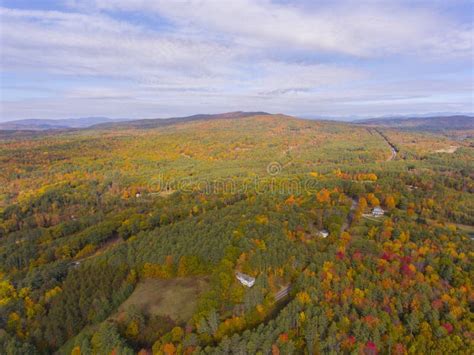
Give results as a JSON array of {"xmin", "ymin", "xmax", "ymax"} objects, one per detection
[{"xmin": 0, "ymin": 0, "xmax": 473, "ymax": 121}]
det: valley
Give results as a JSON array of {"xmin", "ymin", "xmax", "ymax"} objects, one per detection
[{"xmin": 0, "ymin": 113, "xmax": 472, "ymax": 354}]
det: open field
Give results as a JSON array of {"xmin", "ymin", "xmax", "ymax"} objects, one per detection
[
  {"xmin": 454, "ymin": 223, "xmax": 474, "ymax": 239},
  {"xmin": 434, "ymin": 146, "xmax": 459, "ymax": 153},
  {"xmin": 113, "ymin": 277, "xmax": 209, "ymax": 323}
]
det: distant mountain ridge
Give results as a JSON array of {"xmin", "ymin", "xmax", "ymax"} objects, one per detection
[
  {"xmin": 355, "ymin": 115, "xmax": 474, "ymax": 131},
  {"xmin": 0, "ymin": 117, "xmax": 131, "ymax": 131},
  {"xmin": 90, "ymin": 111, "xmax": 271, "ymax": 129},
  {"xmin": 0, "ymin": 112, "xmax": 271, "ymax": 131},
  {"xmin": 3, "ymin": 112, "xmax": 471, "ymax": 132}
]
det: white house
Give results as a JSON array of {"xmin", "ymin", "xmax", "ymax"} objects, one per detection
[
  {"xmin": 372, "ymin": 206, "xmax": 385, "ymax": 217},
  {"xmin": 319, "ymin": 230, "xmax": 329, "ymax": 238},
  {"xmin": 236, "ymin": 272, "xmax": 255, "ymax": 287}
]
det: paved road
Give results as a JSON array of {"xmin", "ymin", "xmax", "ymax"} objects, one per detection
[
  {"xmin": 373, "ymin": 129, "xmax": 398, "ymax": 161},
  {"xmin": 388, "ymin": 145, "xmax": 397, "ymax": 161}
]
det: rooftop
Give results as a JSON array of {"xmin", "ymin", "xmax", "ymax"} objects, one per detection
[{"xmin": 236, "ymin": 272, "xmax": 255, "ymax": 283}]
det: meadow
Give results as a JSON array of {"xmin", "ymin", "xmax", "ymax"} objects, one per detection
[{"xmin": 113, "ymin": 277, "xmax": 209, "ymax": 323}]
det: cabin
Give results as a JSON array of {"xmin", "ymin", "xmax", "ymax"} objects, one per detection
[
  {"xmin": 319, "ymin": 230, "xmax": 329, "ymax": 238},
  {"xmin": 372, "ymin": 207, "xmax": 385, "ymax": 217},
  {"xmin": 236, "ymin": 272, "xmax": 255, "ymax": 287}
]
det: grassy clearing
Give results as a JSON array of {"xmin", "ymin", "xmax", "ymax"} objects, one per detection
[
  {"xmin": 362, "ymin": 215, "xmax": 384, "ymax": 223},
  {"xmin": 434, "ymin": 146, "xmax": 459, "ymax": 153},
  {"xmin": 113, "ymin": 277, "xmax": 209, "ymax": 323},
  {"xmin": 454, "ymin": 223, "xmax": 474, "ymax": 239},
  {"xmin": 455, "ymin": 223, "xmax": 474, "ymax": 232},
  {"xmin": 426, "ymin": 219, "xmax": 474, "ymax": 237}
]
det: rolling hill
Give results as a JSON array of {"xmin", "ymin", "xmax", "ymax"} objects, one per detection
[
  {"xmin": 0, "ymin": 112, "xmax": 271, "ymax": 131},
  {"xmin": 90, "ymin": 111, "xmax": 271, "ymax": 129},
  {"xmin": 355, "ymin": 115, "xmax": 473, "ymax": 131}
]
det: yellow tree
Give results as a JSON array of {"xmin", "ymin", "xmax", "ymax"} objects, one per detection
[
  {"xmin": 317, "ymin": 189, "xmax": 331, "ymax": 204},
  {"xmin": 385, "ymin": 195, "xmax": 396, "ymax": 210}
]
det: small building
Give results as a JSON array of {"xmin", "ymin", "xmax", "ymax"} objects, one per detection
[
  {"xmin": 372, "ymin": 207, "xmax": 385, "ymax": 217},
  {"xmin": 319, "ymin": 230, "xmax": 329, "ymax": 238},
  {"xmin": 236, "ymin": 272, "xmax": 255, "ymax": 288}
]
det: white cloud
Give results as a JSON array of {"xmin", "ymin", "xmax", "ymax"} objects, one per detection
[
  {"xmin": 72, "ymin": 0, "xmax": 473, "ymax": 58},
  {"xmin": 0, "ymin": 7, "xmax": 241, "ymax": 81},
  {"xmin": 250, "ymin": 61, "xmax": 364, "ymax": 94},
  {"xmin": 0, "ymin": 1, "xmax": 472, "ymax": 120},
  {"xmin": 0, "ymin": 5, "xmax": 366, "ymax": 100}
]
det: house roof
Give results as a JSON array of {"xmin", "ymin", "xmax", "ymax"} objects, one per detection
[{"xmin": 236, "ymin": 272, "xmax": 255, "ymax": 283}]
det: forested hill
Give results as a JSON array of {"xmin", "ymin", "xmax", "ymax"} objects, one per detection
[
  {"xmin": 0, "ymin": 113, "xmax": 473, "ymax": 354},
  {"xmin": 90, "ymin": 111, "xmax": 271, "ymax": 130},
  {"xmin": 0, "ymin": 112, "xmax": 270, "ymax": 132},
  {"xmin": 355, "ymin": 115, "xmax": 474, "ymax": 132}
]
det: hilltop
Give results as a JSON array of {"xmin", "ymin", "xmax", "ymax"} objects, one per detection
[
  {"xmin": 90, "ymin": 111, "xmax": 271, "ymax": 129},
  {"xmin": 3, "ymin": 113, "xmax": 471, "ymax": 133}
]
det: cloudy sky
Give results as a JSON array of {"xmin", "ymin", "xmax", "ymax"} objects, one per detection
[{"xmin": 0, "ymin": 0, "xmax": 473, "ymax": 121}]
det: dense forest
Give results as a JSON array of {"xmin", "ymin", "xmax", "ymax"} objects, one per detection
[{"xmin": 0, "ymin": 114, "xmax": 472, "ymax": 354}]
